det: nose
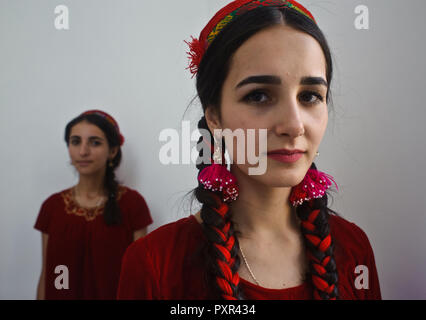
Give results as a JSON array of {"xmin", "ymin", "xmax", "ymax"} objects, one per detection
[
  {"xmin": 273, "ymin": 95, "xmax": 305, "ymax": 138},
  {"xmin": 79, "ymin": 140, "xmax": 90, "ymax": 156}
]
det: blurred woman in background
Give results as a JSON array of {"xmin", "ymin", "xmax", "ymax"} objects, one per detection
[{"xmin": 35, "ymin": 109, "xmax": 152, "ymax": 299}]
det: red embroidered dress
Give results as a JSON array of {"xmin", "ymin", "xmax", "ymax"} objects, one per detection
[
  {"xmin": 34, "ymin": 185, "xmax": 153, "ymax": 299},
  {"xmin": 117, "ymin": 214, "xmax": 381, "ymax": 300}
]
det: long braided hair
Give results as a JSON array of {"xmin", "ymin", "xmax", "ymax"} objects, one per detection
[
  {"xmin": 195, "ymin": 116, "xmax": 243, "ymax": 299},
  {"xmin": 65, "ymin": 113, "xmax": 123, "ymax": 226},
  {"xmin": 192, "ymin": 5, "xmax": 339, "ymax": 299}
]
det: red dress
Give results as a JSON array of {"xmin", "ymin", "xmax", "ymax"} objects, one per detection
[
  {"xmin": 117, "ymin": 214, "xmax": 381, "ymax": 300},
  {"xmin": 34, "ymin": 185, "xmax": 153, "ymax": 299}
]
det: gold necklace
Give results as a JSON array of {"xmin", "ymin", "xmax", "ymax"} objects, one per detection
[
  {"xmin": 239, "ymin": 242, "xmax": 261, "ymax": 286},
  {"xmin": 239, "ymin": 244, "xmax": 292, "ymax": 289}
]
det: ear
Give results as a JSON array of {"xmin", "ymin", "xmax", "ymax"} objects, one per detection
[
  {"xmin": 204, "ymin": 106, "xmax": 222, "ymax": 134},
  {"xmin": 109, "ymin": 146, "xmax": 119, "ymax": 160}
]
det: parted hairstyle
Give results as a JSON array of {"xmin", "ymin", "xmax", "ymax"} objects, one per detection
[
  {"xmin": 64, "ymin": 113, "xmax": 122, "ymax": 226},
  {"xmin": 193, "ymin": 6, "xmax": 340, "ymax": 299}
]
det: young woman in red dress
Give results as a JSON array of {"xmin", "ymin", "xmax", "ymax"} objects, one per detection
[
  {"xmin": 118, "ymin": 0, "xmax": 381, "ymax": 300},
  {"xmin": 35, "ymin": 110, "xmax": 153, "ymax": 299}
]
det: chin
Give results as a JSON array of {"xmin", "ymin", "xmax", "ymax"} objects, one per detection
[
  {"xmin": 266, "ymin": 177, "xmax": 303, "ymax": 188},
  {"xmin": 234, "ymin": 162, "xmax": 306, "ymax": 187},
  {"xmin": 76, "ymin": 167, "xmax": 101, "ymax": 176},
  {"xmin": 263, "ymin": 167, "xmax": 307, "ymax": 188},
  {"xmin": 244, "ymin": 170, "xmax": 302, "ymax": 189}
]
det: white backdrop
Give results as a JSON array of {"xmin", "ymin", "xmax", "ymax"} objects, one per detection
[{"xmin": 1, "ymin": 0, "xmax": 425, "ymax": 299}]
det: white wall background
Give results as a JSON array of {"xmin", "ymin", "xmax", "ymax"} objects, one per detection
[{"xmin": 0, "ymin": 0, "xmax": 425, "ymax": 299}]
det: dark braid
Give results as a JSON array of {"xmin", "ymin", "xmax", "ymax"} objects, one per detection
[
  {"xmin": 296, "ymin": 162, "xmax": 339, "ymax": 299},
  {"xmin": 103, "ymin": 160, "xmax": 122, "ymax": 226},
  {"xmin": 195, "ymin": 116, "xmax": 243, "ymax": 300}
]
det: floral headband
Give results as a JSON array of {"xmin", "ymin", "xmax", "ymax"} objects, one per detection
[
  {"xmin": 185, "ymin": 0, "xmax": 316, "ymax": 77},
  {"xmin": 82, "ymin": 109, "xmax": 125, "ymax": 146}
]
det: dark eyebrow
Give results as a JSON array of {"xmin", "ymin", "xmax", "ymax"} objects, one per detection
[
  {"xmin": 236, "ymin": 75, "xmax": 282, "ymax": 89},
  {"xmin": 69, "ymin": 135, "xmax": 104, "ymax": 140},
  {"xmin": 88, "ymin": 136, "xmax": 104, "ymax": 141},
  {"xmin": 300, "ymin": 76, "xmax": 328, "ymax": 87},
  {"xmin": 236, "ymin": 75, "xmax": 328, "ymax": 89}
]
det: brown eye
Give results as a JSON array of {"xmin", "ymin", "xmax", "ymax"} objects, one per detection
[
  {"xmin": 70, "ymin": 138, "xmax": 80, "ymax": 145},
  {"xmin": 90, "ymin": 140, "xmax": 102, "ymax": 146},
  {"xmin": 243, "ymin": 90, "xmax": 272, "ymax": 105},
  {"xmin": 299, "ymin": 91, "xmax": 324, "ymax": 105}
]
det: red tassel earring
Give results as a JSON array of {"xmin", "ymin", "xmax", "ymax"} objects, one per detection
[
  {"xmin": 197, "ymin": 135, "xmax": 239, "ymax": 202},
  {"xmin": 289, "ymin": 165, "xmax": 338, "ymax": 207}
]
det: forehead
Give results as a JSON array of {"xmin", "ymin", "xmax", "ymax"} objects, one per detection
[
  {"xmin": 70, "ymin": 121, "xmax": 105, "ymax": 138},
  {"xmin": 227, "ymin": 24, "xmax": 326, "ymax": 84}
]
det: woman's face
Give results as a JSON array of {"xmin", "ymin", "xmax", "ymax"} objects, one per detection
[
  {"xmin": 207, "ymin": 24, "xmax": 329, "ymax": 188},
  {"xmin": 68, "ymin": 121, "xmax": 117, "ymax": 177}
]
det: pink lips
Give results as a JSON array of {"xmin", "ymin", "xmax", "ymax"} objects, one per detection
[
  {"xmin": 267, "ymin": 149, "xmax": 306, "ymax": 163},
  {"xmin": 76, "ymin": 161, "xmax": 92, "ymax": 166}
]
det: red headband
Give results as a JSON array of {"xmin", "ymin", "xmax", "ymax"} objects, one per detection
[
  {"xmin": 81, "ymin": 110, "xmax": 125, "ymax": 146},
  {"xmin": 185, "ymin": 0, "xmax": 316, "ymax": 77}
]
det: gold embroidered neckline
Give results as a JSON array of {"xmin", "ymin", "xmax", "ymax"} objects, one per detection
[{"xmin": 61, "ymin": 186, "xmax": 127, "ymax": 221}]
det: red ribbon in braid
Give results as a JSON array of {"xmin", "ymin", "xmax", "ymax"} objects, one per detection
[
  {"xmin": 209, "ymin": 198, "xmax": 241, "ymax": 299},
  {"xmin": 301, "ymin": 208, "xmax": 337, "ymax": 299}
]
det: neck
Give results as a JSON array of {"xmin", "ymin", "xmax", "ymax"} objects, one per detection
[
  {"xmin": 76, "ymin": 171, "xmax": 106, "ymax": 197},
  {"xmin": 229, "ymin": 166, "xmax": 300, "ymax": 239}
]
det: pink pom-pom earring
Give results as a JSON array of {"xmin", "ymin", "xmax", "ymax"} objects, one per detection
[
  {"xmin": 289, "ymin": 152, "xmax": 339, "ymax": 207},
  {"xmin": 197, "ymin": 134, "xmax": 239, "ymax": 202}
]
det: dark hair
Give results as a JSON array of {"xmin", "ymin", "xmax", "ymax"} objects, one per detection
[
  {"xmin": 64, "ymin": 113, "xmax": 123, "ymax": 226},
  {"xmin": 193, "ymin": 6, "xmax": 339, "ymax": 299}
]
